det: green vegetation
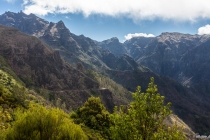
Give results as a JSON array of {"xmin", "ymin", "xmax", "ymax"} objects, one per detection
[
  {"xmin": 0, "ymin": 69, "xmax": 27, "ymax": 108},
  {"xmin": 0, "ymin": 68, "xmax": 185, "ymax": 140},
  {"xmin": 110, "ymin": 77, "xmax": 185, "ymax": 140},
  {"xmin": 3, "ymin": 103, "xmax": 88, "ymax": 140},
  {"xmin": 71, "ymin": 96, "xmax": 111, "ymax": 139},
  {"xmin": 86, "ymin": 70, "xmax": 132, "ymax": 102}
]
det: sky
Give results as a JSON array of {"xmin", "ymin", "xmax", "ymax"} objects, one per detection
[{"xmin": 1, "ymin": 0, "xmax": 210, "ymax": 42}]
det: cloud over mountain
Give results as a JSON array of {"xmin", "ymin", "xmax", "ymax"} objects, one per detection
[
  {"xmin": 124, "ymin": 33, "xmax": 155, "ymax": 40},
  {"xmin": 198, "ymin": 24, "xmax": 210, "ymax": 35},
  {"xmin": 22, "ymin": 0, "xmax": 210, "ymax": 22}
]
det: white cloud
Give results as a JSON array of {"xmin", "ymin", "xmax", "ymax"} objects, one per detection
[
  {"xmin": 198, "ymin": 24, "xmax": 210, "ymax": 35},
  {"xmin": 22, "ymin": 0, "xmax": 210, "ymax": 22},
  {"xmin": 65, "ymin": 16, "xmax": 71, "ymax": 19},
  {"xmin": 124, "ymin": 33, "xmax": 155, "ymax": 40}
]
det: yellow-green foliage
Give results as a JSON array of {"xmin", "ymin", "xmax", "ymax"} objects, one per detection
[
  {"xmin": 0, "ymin": 69, "xmax": 49, "ymax": 107},
  {"xmin": 0, "ymin": 69, "xmax": 21, "ymax": 89},
  {"xmin": 3, "ymin": 103, "xmax": 88, "ymax": 140},
  {"xmin": 110, "ymin": 77, "xmax": 185, "ymax": 140},
  {"xmin": 0, "ymin": 106, "xmax": 12, "ymax": 131},
  {"xmin": 0, "ymin": 69, "xmax": 27, "ymax": 107},
  {"xmin": 86, "ymin": 70, "xmax": 132, "ymax": 101},
  {"xmin": 0, "ymin": 56, "xmax": 22, "ymax": 84}
]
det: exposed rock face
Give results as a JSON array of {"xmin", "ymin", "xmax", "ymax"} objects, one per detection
[
  {"xmin": 124, "ymin": 36, "xmax": 154, "ymax": 60},
  {"xmin": 95, "ymin": 37, "xmax": 127, "ymax": 57},
  {"xmin": 0, "ymin": 11, "xmax": 49, "ymax": 37}
]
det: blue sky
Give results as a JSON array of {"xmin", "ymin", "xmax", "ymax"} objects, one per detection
[{"xmin": 1, "ymin": 0, "xmax": 210, "ymax": 42}]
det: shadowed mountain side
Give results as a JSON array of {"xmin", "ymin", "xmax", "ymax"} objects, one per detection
[
  {"xmin": 124, "ymin": 33, "xmax": 210, "ymax": 87},
  {"xmin": 106, "ymin": 69, "xmax": 210, "ymax": 133},
  {"xmin": 0, "ymin": 25, "xmax": 98, "ymax": 90},
  {"xmin": 0, "ymin": 11, "xmax": 142, "ymax": 73}
]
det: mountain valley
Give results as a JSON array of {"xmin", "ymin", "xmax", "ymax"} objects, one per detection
[{"xmin": 1, "ymin": 11, "xmax": 210, "ymax": 134}]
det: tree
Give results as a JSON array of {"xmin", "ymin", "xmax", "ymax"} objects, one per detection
[
  {"xmin": 110, "ymin": 77, "xmax": 185, "ymax": 140},
  {"xmin": 71, "ymin": 96, "xmax": 111, "ymax": 139},
  {"xmin": 4, "ymin": 103, "xmax": 88, "ymax": 140}
]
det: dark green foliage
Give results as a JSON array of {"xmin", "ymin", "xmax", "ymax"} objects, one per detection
[
  {"xmin": 110, "ymin": 77, "xmax": 185, "ymax": 140},
  {"xmin": 71, "ymin": 96, "xmax": 111, "ymax": 139}
]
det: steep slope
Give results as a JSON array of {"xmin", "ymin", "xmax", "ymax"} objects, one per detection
[
  {"xmin": 124, "ymin": 33, "xmax": 210, "ymax": 97},
  {"xmin": 106, "ymin": 69, "xmax": 210, "ymax": 133},
  {"xmin": 0, "ymin": 25, "xmax": 125, "ymax": 111},
  {"xmin": 0, "ymin": 11, "xmax": 139, "ymax": 72},
  {"xmin": 0, "ymin": 25, "xmax": 98, "ymax": 90},
  {"xmin": 124, "ymin": 33, "xmax": 210, "ymax": 85}
]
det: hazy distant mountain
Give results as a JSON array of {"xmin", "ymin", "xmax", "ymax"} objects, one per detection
[
  {"xmin": 95, "ymin": 37, "xmax": 127, "ymax": 57},
  {"xmin": 124, "ymin": 33, "xmax": 210, "ymax": 100}
]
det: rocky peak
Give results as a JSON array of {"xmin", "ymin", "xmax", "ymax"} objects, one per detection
[
  {"xmin": 110, "ymin": 37, "xmax": 119, "ymax": 42},
  {"xmin": 96, "ymin": 37, "xmax": 127, "ymax": 57},
  {"xmin": 0, "ymin": 11, "xmax": 49, "ymax": 37},
  {"xmin": 56, "ymin": 20, "xmax": 66, "ymax": 29},
  {"xmin": 157, "ymin": 32, "xmax": 204, "ymax": 45}
]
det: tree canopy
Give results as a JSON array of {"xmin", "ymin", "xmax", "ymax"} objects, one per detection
[{"xmin": 110, "ymin": 77, "xmax": 185, "ymax": 140}]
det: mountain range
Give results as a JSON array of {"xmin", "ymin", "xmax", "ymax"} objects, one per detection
[{"xmin": 1, "ymin": 11, "xmax": 210, "ymax": 134}]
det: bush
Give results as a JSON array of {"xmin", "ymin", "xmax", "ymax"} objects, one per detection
[{"xmin": 4, "ymin": 103, "xmax": 88, "ymax": 140}]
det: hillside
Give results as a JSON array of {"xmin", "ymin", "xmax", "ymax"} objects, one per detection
[{"xmin": 0, "ymin": 25, "xmax": 133, "ymax": 112}]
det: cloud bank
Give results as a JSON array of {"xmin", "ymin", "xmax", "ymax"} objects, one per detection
[
  {"xmin": 124, "ymin": 33, "xmax": 155, "ymax": 40},
  {"xmin": 22, "ymin": 0, "xmax": 210, "ymax": 22},
  {"xmin": 198, "ymin": 24, "xmax": 210, "ymax": 35}
]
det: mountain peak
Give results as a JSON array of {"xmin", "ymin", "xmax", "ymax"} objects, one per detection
[
  {"xmin": 110, "ymin": 37, "xmax": 119, "ymax": 41},
  {"xmin": 56, "ymin": 20, "xmax": 66, "ymax": 29}
]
